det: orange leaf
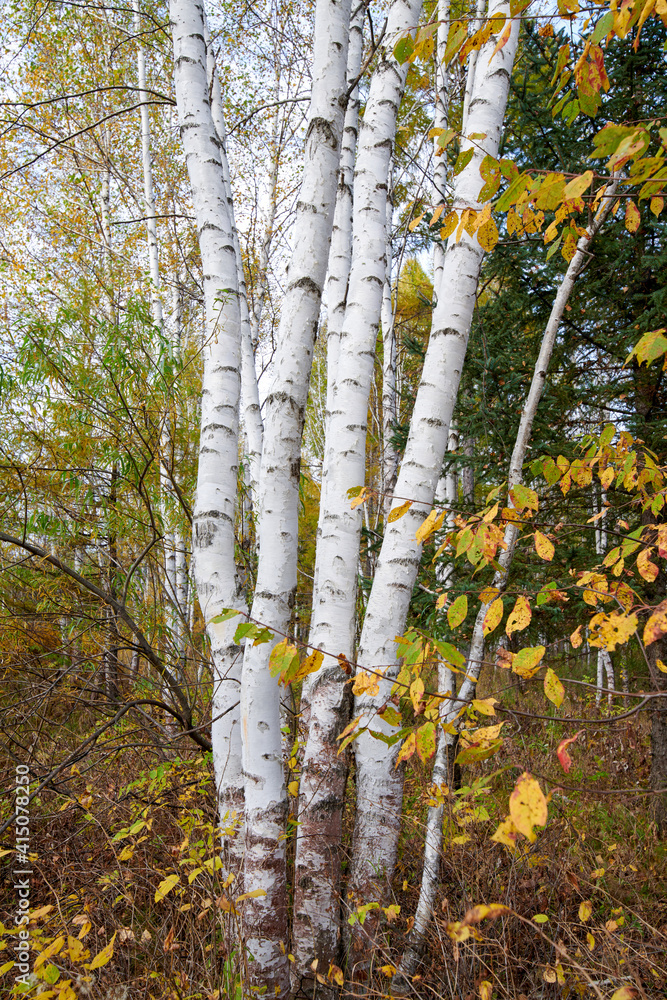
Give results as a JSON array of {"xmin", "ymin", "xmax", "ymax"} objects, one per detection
[
  {"xmin": 557, "ymin": 730, "xmax": 582, "ymax": 773},
  {"xmin": 637, "ymin": 547, "xmax": 659, "ymax": 582}
]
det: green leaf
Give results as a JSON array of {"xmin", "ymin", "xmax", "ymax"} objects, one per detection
[
  {"xmin": 211, "ymin": 608, "xmax": 241, "ymax": 624},
  {"xmin": 448, "ymin": 594, "xmax": 468, "ymax": 629}
]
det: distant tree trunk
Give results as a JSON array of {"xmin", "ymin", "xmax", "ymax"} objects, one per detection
[
  {"xmin": 348, "ymin": 0, "xmax": 520, "ymax": 970},
  {"xmin": 239, "ymin": 1, "xmax": 352, "ymax": 992}
]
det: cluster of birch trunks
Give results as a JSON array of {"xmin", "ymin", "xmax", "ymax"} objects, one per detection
[{"xmin": 159, "ymin": 0, "xmax": 622, "ymax": 994}]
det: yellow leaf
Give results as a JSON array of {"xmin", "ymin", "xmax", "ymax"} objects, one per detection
[
  {"xmin": 478, "ymin": 217, "xmax": 499, "ymax": 252},
  {"xmin": 570, "ymin": 624, "xmax": 583, "ymax": 648},
  {"xmin": 350, "ymin": 487, "xmax": 370, "ymax": 509},
  {"xmin": 506, "ymin": 595, "xmax": 531, "ymax": 636},
  {"xmin": 408, "ymin": 212, "xmax": 424, "ymax": 232},
  {"xmin": 650, "ymin": 195, "xmax": 664, "ymax": 217},
  {"xmin": 0, "ymin": 960, "xmax": 15, "ymax": 975},
  {"xmin": 236, "ymin": 889, "xmax": 267, "ymax": 902},
  {"xmin": 118, "ymin": 845, "xmax": 134, "ymax": 861},
  {"xmin": 483, "ymin": 597, "xmax": 503, "ymax": 635},
  {"xmin": 479, "ymin": 981, "xmax": 493, "ymax": 1000},
  {"xmin": 509, "ymin": 772, "xmax": 547, "ymax": 843},
  {"xmin": 328, "ymin": 964, "xmax": 345, "ymax": 986},
  {"xmin": 472, "ymin": 697, "xmax": 497, "ymax": 716},
  {"xmin": 448, "ymin": 594, "xmax": 468, "ymax": 629},
  {"xmin": 657, "ymin": 659, "xmax": 667, "ymax": 673},
  {"xmin": 637, "ymin": 547, "xmax": 659, "ymax": 582},
  {"xmin": 491, "ymin": 816, "xmax": 517, "ymax": 848},
  {"xmin": 534, "ymin": 530, "xmax": 555, "ymax": 561},
  {"xmin": 396, "ymin": 732, "xmax": 416, "ymax": 766},
  {"xmin": 35, "ymin": 937, "xmax": 65, "ymax": 970},
  {"xmin": 563, "ymin": 170, "xmax": 593, "ymax": 200},
  {"xmin": 625, "ymin": 200, "xmax": 640, "ymax": 233},
  {"xmin": 436, "ymin": 592, "xmax": 448, "ymax": 610},
  {"xmin": 644, "ymin": 600, "xmax": 667, "ymax": 645},
  {"xmin": 352, "ymin": 671, "xmax": 379, "ymax": 697},
  {"xmin": 77, "ymin": 920, "xmax": 92, "ymax": 940},
  {"xmin": 440, "ymin": 211, "xmax": 458, "ymax": 240},
  {"xmin": 287, "ymin": 781, "xmax": 299, "ymax": 797},
  {"xmin": 388, "ymin": 500, "xmax": 412, "ymax": 523},
  {"xmin": 410, "ymin": 676, "xmax": 425, "ymax": 713},
  {"xmin": 544, "ymin": 668, "xmax": 564, "ymax": 708},
  {"xmin": 589, "ymin": 611, "xmax": 638, "ymax": 651},
  {"xmin": 68, "ymin": 936, "xmax": 86, "ymax": 961},
  {"xmin": 416, "ymin": 508, "xmax": 444, "ymax": 543},
  {"xmin": 600, "ymin": 465, "xmax": 614, "ymax": 489},
  {"xmin": 88, "ymin": 933, "xmax": 116, "ymax": 971},
  {"xmin": 610, "ymin": 988, "xmax": 638, "ymax": 1000},
  {"xmin": 587, "ymin": 931, "xmax": 595, "ymax": 950},
  {"xmin": 513, "ymin": 645, "xmax": 545, "ymax": 678},
  {"xmin": 479, "ymin": 585, "xmax": 499, "ymax": 603},
  {"xmin": 155, "ymin": 874, "xmax": 180, "ymax": 903}
]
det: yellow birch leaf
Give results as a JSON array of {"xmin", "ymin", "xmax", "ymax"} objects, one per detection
[
  {"xmin": 563, "ymin": 170, "xmax": 593, "ymax": 199},
  {"xmin": 491, "ymin": 815, "xmax": 518, "ymax": 848},
  {"xmin": 388, "ymin": 500, "xmax": 412, "ymax": 522},
  {"xmin": 416, "ymin": 508, "xmax": 444, "ymax": 543},
  {"xmin": 544, "ymin": 667, "xmax": 564, "ymax": 707},
  {"xmin": 650, "ymin": 195, "xmax": 664, "ymax": 217},
  {"xmin": 534, "ymin": 530, "xmax": 555, "ymax": 561},
  {"xmin": 350, "ymin": 487, "xmax": 370, "ymax": 509},
  {"xmin": 352, "ymin": 671, "xmax": 379, "ymax": 696},
  {"xmin": 88, "ymin": 933, "xmax": 116, "ymax": 971},
  {"xmin": 436, "ymin": 592, "xmax": 448, "ymax": 609},
  {"xmin": 578, "ymin": 900, "xmax": 592, "ymax": 922},
  {"xmin": 637, "ymin": 547, "xmax": 659, "ymax": 582},
  {"xmin": 472, "ymin": 697, "xmax": 497, "ymax": 716},
  {"xmin": 236, "ymin": 889, "xmax": 267, "ymax": 902},
  {"xmin": 440, "ymin": 211, "xmax": 458, "ymax": 239},
  {"xmin": 509, "ymin": 772, "xmax": 548, "ymax": 842},
  {"xmin": 287, "ymin": 781, "xmax": 299, "ymax": 797},
  {"xmin": 600, "ymin": 465, "xmax": 614, "ymax": 489},
  {"xmin": 625, "ymin": 200, "xmax": 640, "ymax": 233},
  {"xmin": 513, "ymin": 645, "xmax": 545, "ymax": 677},
  {"xmin": 155, "ymin": 874, "xmax": 180, "ymax": 903},
  {"xmin": 35, "ymin": 937, "xmax": 65, "ymax": 970},
  {"xmin": 408, "ymin": 212, "xmax": 424, "ymax": 232},
  {"xmin": 483, "ymin": 597, "xmax": 503, "ymax": 635},
  {"xmin": 478, "ymin": 217, "xmax": 499, "ymax": 252},
  {"xmin": 479, "ymin": 981, "xmax": 492, "ymax": 1000},
  {"xmin": 396, "ymin": 732, "xmax": 416, "ymax": 766},
  {"xmin": 570, "ymin": 625, "xmax": 583, "ymax": 648},
  {"xmin": 448, "ymin": 594, "xmax": 468, "ymax": 629},
  {"xmin": 506, "ymin": 596, "xmax": 531, "ymax": 636}
]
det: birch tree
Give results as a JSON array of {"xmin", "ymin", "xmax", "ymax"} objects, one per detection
[
  {"xmin": 292, "ymin": 0, "xmax": 422, "ymax": 981},
  {"xmin": 348, "ymin": 3, "xmax": 521, "ymax": 960},
  {"xmin": 170, "ymin": 0, "xmax": 245, "ymax": 867},
  {"xmin": 238, "ymin": 1, "xmax": 352, "ymax": 991}
]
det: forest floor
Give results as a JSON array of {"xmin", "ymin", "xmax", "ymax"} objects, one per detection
[{"xmin": 1, "ymin": 661, "xmax": 666, "ymax": 999}]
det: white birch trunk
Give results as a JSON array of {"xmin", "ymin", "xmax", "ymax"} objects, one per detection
[
  {"xmin": 594, "ymin": 484, "xmax": 615, "ymax": 705},
  {"xmin": 239, "ymin": 2, "xmax": 352, "ymax": 992},
  {"xmin": 461, "ymin": 0, "xmax": 487, "ymax": 134},
  {"xmin": 206, "ymin": 33, "xmax": 264, "ymax": 512},
  {"xmin": 348, "ymin": 6, "xmax": 520, "ymax": 963},
  {"xmin": 433, "ymin": 0, "xmax": 450, "ymax": 300},
  {"xmin": 170, "ymin": 0, "xmax": 245, "ymax": 869},
  {"xmin": 382, "ymin": 160, "xmax": 398, "ymax": 514},
  {"xmin": 310, "ymin": 1, "xmax": 364, "ymax": 625},
  {"xmin": 292, "ymin": 2, "xmax": 421, "ymax": 982}
]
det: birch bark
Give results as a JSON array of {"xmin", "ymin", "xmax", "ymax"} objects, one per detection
[
  {"xmin": 239, "ymin": 1, "xmax": 352, "ymax": 992},
  {"xmin": 205, "ymin": 32, "xmax": 264, "ymax": 514},
  {"xmin": 347, "ymin": 4, "xmax": 520, "ymax": 963},
  {"xmin": 292, "ymin": 2, "xmax": 421, "ymax": 982},
  {"xmin": 170, "ymin": 0, "xmax": 245, "ymax": 867}
]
